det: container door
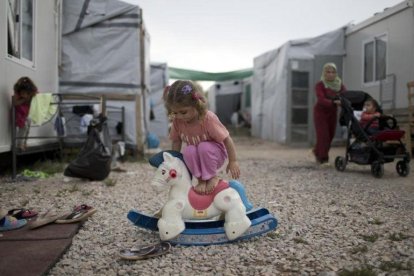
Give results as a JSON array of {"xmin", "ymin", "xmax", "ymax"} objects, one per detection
[{"xmin": 288, "ymin": 59, "xmax": 313, "ymax": 144}]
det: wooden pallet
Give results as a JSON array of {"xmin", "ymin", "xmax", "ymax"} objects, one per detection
[
  {"xmin": 400, "ymin": 82, "xmax": 414, "ymax": 155},
  {"xmin": 383, "ymin": 82, "xmax": 414, "ymax": 156},
  {"xmin": 390, "ymin": 81, "xmax": 414, "ymax": 156}
]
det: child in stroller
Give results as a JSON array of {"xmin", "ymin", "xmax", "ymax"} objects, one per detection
[
  {"xmin": 334, "ymin": 91, "xmax": 410, "ymax": 178},
  {"xmin": 360, "ymin": 97, "xmax": 381, "ymax": 135}
]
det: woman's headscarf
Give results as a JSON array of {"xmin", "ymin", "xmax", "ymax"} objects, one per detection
[{"xmin": 321, "ymin": 63, "xmax": 342, "ymax": 92}]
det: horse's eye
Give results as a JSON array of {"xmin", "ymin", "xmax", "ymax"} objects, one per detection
[{"xmin": 161, "ymin": 169, "xmax": 166, "ymax": 175}]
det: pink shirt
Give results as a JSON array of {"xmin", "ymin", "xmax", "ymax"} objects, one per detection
[
  {"xmin": 15, "ymin": 95, "xmax": 30, "ymax": 128},
  {"xmin": 170, "ymin": 110, "xmax": 229, "ymax": 145}
]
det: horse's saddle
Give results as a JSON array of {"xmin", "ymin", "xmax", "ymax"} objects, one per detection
[{"xmin": 188, "ymin": 179, "xmax": 229, "ymax": 210}]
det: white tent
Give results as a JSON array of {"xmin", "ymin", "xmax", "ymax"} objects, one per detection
[
  {"xmin": 208, "ymin": 78, "xmax": 252, "ymax": 126},
  {"xmin": 252, "ymin": 27, "xmax": 346, "ymax": 145},
  {"xmin": 59, "ymin": 0, "xmax": 150, "ymax": 152},
  {"xmin": 148, "ymin": 62, "xmax": 169, "ymax": 138}
]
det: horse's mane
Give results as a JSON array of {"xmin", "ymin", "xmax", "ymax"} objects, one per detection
[{"xmin": 149, "ymin": 150, "xmax": 192, "ymax": 177}]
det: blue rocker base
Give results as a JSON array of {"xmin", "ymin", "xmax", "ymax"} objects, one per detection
[{"xmin": 127, "ymin": 207, "xmax": 278, "ymax": 246}]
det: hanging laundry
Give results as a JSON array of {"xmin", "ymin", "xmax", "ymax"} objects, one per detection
[
  {"xmin": 80, "ymin": 114, "xmax": 93, "ymax": 134},
  {"xmin": 54, "ymin": 115, "xmax": 66, "ymax": 136},
  {"xmin": 28, "ymin": 93, "xmax": 57, "ymax": 125}
]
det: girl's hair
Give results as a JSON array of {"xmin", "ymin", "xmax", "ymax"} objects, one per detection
[
  {"xmin": 14, "ymin": 76, "xmax": 38, "ymax": 96},
  {"xmin": 364, "ymin": 97, "xmax": 384, "ymax": 114},
  {"xmin": 365, "ymin": 97, "xmax": 380, "ymax": 111},
  {"xmin": 163, "ymin": 80, "xmax": 207, "ymax": 118}
]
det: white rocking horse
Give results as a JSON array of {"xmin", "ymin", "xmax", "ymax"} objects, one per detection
[{"xmin": 152, "ymin": 152, "xmax": 252, "ymax": 241}]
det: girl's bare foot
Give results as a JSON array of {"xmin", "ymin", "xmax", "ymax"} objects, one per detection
[
  {"xmin": 194, "ymin": 180, "xmax": 207, "ymax": 194},
  {"xmin": 205, "ymin": 177, "xmax": 219, "ymax": 194}
]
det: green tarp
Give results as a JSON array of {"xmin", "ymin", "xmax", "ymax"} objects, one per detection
[{"xmin": 169, "ymin": 67, "xmax": 253, "ymax": 81}]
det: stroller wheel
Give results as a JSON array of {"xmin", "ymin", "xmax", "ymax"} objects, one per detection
[
  {"xmin": 396, "ymin": 161, "xmax": 410, "ymax": 177},
  {"xmin": 371, "ymin": 161, "xmax": 384, "ymax": 178},
  {"xmin": 335, "ymin": 156, "xmax": 347, "ymax": 171}
]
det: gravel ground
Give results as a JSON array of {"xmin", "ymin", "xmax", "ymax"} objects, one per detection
[{"xmin": 1, "ymin": 136, "xmax": 413, "ymax": 276}]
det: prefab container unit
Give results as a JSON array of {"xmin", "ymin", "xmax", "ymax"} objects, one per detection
[
  {"xmin": 343, "ymin": 0, "xmax": 414, "ymax": 111},
  {"xmin": 251, "ymin": 27, "xmax": 346, "ymax": 145},
  {"xmin": 0, "ymin": 0, "xmax": 61, "ymax": 154},
  {"xmin": 59, "ymin": 0, "xmax": 151, "ymax": 153}
]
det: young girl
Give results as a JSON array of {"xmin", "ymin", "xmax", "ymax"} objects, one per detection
[
  {"xmin": 164, "ymin": 80, "xmax": 240, "ymax": 195},
  {"xmin": 13, "ymin": 76, "xmax": 38, "ymax": 150},
  {"xmin": 360, "ymin": 97, "xmax": 381, "ymax": 135}
]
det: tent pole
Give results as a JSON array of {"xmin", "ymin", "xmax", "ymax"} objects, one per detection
[
  {"xmin": 135, "ymin": 95, "xmax": 144, "ymax": 155},
  {"xmin": 101, "ymin": 95, "xmax": 107, "ymax": 116},
  {"xmin": 11, "ymin": 95, "xmax": 17, "ymax": 180},
  {"xmin": 135, "ymin": 9, "xmax": 146, "ymax": 156}
]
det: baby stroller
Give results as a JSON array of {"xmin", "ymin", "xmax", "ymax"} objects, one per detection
[{"xmin": 334, "ymin": 90, "xmax": 410, "ymax": 178}]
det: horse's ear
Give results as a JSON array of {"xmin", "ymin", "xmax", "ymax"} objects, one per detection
[{"xmin": 163, "ymin": 152, "xmax": 174, "ymax": 163}]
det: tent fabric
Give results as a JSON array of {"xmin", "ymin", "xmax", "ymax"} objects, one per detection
[
  {"xmin": 169, "ymin": 67, "xmax": 253, "ymax": 81},
  {"xmin": 251, "ymin": 27, "xmax": 346, "ymax": 143},
  {"xmin": 59, "ymin": 0, "xmax": 150, "ymax": 147},
  {"xmin": 208, "ymin": 80, "xmax": 244, "ymax": 125},
  {"xmin": 148, "ymin": 62, "xmax": 169, "ymax": 138},
  {"xmin": 60, "ymin": 0, "xmax": 143, "ymax": 94}
]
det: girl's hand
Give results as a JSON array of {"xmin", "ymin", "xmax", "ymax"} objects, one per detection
[{"xmin": 226, "ymin": 161, "xmax": 240, "ymax": 179}]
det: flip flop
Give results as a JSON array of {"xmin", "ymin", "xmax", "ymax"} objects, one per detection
[
  {"xmin": 28, "ymin": 211, "xmax": 62, "ymax": 230},
  {"xmin": 0, "ymin": 216, "xmax": 27, "ymax": 232},
  {"xmin": 119, "ymin": 242, "xmax": 171, "ymax": 260},
  {"xmin": 111, "ymin": 166, "xmax": 127, "ymax": 172},
  {"xmin": 8, "ymin": 208, "xmax": 38, "ymax": 220},
  {"xmin": 55, "ymin": 204, "xmax": 97, "ymax": 224}
]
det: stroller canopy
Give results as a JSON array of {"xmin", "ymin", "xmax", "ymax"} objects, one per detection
[{"xmin": 341, "ymin": 90, "xmax": 372, "ymax": 111}]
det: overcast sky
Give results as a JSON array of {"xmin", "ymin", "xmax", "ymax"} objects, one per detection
[{"xmin": 123, "ymin": 0, "xmax": 403, "ymax": 72}]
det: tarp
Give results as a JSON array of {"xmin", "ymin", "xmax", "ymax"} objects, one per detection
[
  {"xmin": 252, "ymin": 27, "xmax": 346, "ymax": 143},
  {"xmin": 59, "ymin": 0, "xmax": 150, "ymax": 148},
  {"xmin": 148, "ymin": 62, "xmax": 169, "ymax": 138},
  {"xmin": 169, "ymin": 67, "xmax": 253, "ymax": 81},
  {"xmin": 0, "ymin": 223, "xmax": 81, "ymax": 276},
  {"xmin": 208, "ymin": 80, "xmax": 244, "ymax": 125}
]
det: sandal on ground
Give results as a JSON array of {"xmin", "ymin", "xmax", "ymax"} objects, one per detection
[
  {"xmin": 28, "ymin": 211, "xmax": 63, "ymax": 230},
  {"xmin": 119, "ymin": 242, "xmax": 171, "ymax": 260},
  {"xmin": 8, "ymin": 208, "xmax": 38, "ymax": 220},
  {"xmin": 0, "ymin": 216, "xmax": 27, "ymax": 232},
  {"xmin": 55, "ymin": 204, "xmax": 97, "ymax": 224}
]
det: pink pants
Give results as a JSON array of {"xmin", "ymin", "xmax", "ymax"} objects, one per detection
[{"xmin": 183, "ymin": 141, "xmax": 228, "ymax": 181}]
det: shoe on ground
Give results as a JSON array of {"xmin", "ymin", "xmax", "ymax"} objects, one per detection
[{"xmin": 0, "ymin": 216, "xmax": 27, "ymax": 232}]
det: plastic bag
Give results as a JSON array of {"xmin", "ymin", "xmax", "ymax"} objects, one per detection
[{"xmin": 64, "ymin": 115, "xmax": 112, "ymax": 180}]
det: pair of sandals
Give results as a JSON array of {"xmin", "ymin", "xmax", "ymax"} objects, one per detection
[
  {"xmin": 8, "ymin": 208, "xmax": 38, "ymax": 220},
  {"xmin": 55, "ymin": 204, "xmax": 97, "ymax": 224},
  {"xmin": 29, "ymin": 204, "xmax": 96, "ymax": 230},
  {"xmin": 0, "ymin": 208, "xmax": 38, "ymax": 232},
  {"xmin": 119, "ymin": 242, "xmax": 171, "ymax": 260}
]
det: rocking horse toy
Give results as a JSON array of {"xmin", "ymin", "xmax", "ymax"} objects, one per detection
[{"xmin": 126, "ymin": 151, "xmax": 278, "ymax": 246}]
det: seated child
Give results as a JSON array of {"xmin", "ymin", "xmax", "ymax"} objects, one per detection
[{"xmin": 359, "ymin": 97, "xmax": 381, "ymax": 135}]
